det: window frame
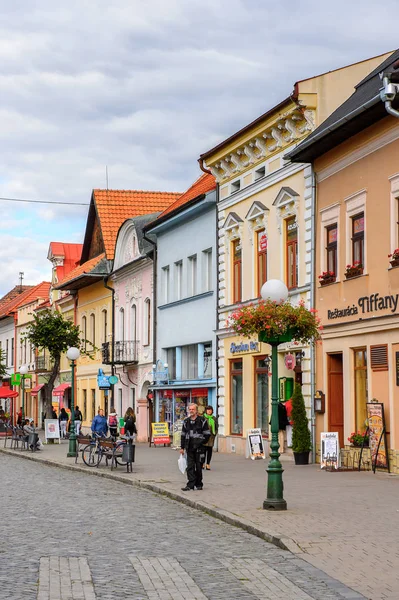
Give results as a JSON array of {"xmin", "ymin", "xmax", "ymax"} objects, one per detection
[
  {"xmin": 285, "ymin": 216, "xmax": 298, "ymax": 290},
  {"xmin": 351, "ymin": 212, "xmax": 364, "ymax": 267},
  {"xmin": 81, "ymin": 316, "xmax": 87, "ymax": 352},
  {"xmin": 354, "ymin": 347, "xmax": 368, "ymax": 432},
  {"xmin": 256, "ymin": 228, "xmax": 267, "ymax": 297},
  {"xmin": 326, "ymin": 223, "xmax": 338, "ymax": 276},
  {"xmin": 230, "ymin": 358, "xmax": 243, "ymax": 436},
  {"xmin": 162, "ymin": 266, "xmax": 170, "ymax": 304},
  {"xmin": 174, "ymin": 260, "xmax": 183, "ymax": 301},
  {"xmin": 188, "ymin": 254, "xmax": 197, "ymax": 296},
  {"xmin": 232, "ymin": 239, "xmax": 242, "ymax": 304}
]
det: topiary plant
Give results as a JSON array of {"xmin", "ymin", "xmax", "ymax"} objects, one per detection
[{"xmin": 291, "ymin": 382, "xmax": 312, "ymax": 453}]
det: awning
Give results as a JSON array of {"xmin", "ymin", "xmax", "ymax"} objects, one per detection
[
  {"xmin": 0, "ymin": 387, "xmax": 19, "ymax": 398},
  {"xmin": 31, "ymin": 384, "xmax": 44, "ymax": 395},
  {"xmin": 53, "ymin": 383, "xmax": 71, "ymax": 396}
]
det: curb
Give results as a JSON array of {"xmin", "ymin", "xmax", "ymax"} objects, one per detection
[{"xmin": 0, "ymin": 446, "xmax": 300, "ymax": 554}]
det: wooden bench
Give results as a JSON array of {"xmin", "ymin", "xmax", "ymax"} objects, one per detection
[{"xmin": 75, "ymin": 435, "xmax": 92, "ymax": 463}]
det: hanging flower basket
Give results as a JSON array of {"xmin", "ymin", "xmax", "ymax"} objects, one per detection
[{"xmin": 229, "ymin": 299, "xmax": 321, "ymax": 345}]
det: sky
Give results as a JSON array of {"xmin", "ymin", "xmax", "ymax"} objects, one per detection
[{"xmin": 0, "ymin": 0, "xmax": 397, "ymax": 296}]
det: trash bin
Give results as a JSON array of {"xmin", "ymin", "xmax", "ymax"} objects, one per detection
[
  {"xmin": 122, "ymin": 442, "xmax": 135, "ymax": 464},
  {"xmin": 28, "ymin": 432, "xmax": 39, "ymax": 451}
]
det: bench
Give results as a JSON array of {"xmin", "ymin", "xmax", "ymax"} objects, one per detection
[{"xmin": 75, "ymin": 435, "xmax": 93, "ymax": 463}]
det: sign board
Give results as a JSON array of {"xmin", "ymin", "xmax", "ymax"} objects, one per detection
[
  {"xmin": 151, "ymin": 422, "xmax": 170, "ymax": 445},
  {"xmin": 97, "ymin": 368, "xmax": 110, "ymax": 390},
  {"xmin": 320, "ymin": 432, "xmax": 339, "ymax": 469},
  {"xmin": 172, "ymin": 419, "xmax": 184, "ymax": 449},
  {"xmin": 109, "ymin": 375, "xmax": 118, "ymax": 385},
  {"xmin": 259, "ymin": 234, "xmax": 267, "ymax": 252},
  {"xmin": 44, "ymin": 419, "xmax": 61, "ymax": 444},
  {"xmin": 284, "ymin": 354, "xmax": 295, "ymax": 370},
  {"xmin": 11, "ymin": 373, "xmax": 20, "ymax": 386},
  {"xmin": 367, "ymin": 403, "xmax": 389, "ymax": 471},
  {"xmin": 246, "ymin": 428, "xmax": 265, "ymax": 460}
]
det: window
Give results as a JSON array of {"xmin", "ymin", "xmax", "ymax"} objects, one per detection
[
  {"xmin": 162, "ymin": 266, "xmax": 170, "ymax": 303},
  {"xmin": 91, "ymin": 389, "xmax": 96, "ymax": 421},
  {"xmin": 175, "ymin": 261, "xmax": 183, "ymax": 300},
  {"xmin": 231, "ymin": 359, "xmax": 243, "ymax": 435},
  {"xmin": 203, "ymin": 342, "xmax": 212, "ymax": 379},
  {"xmin": 90, "ymin": 314, "xmax": 96, "ymax": 347},
  {"xmin": 326, "ymin": 224, "xmax": 337, "ymax": 275},
  {"xmin": 286, "ymin": 217, "xmax": 298, "ymax": 289},
  {"xmin": 188, "ymin": 255, "xmax": 197, "ymax": 296},
  {"xmin": 144, "ymin": 299, "xmax": 151, "ymax": 346},
  {"xmin": 354, "ymin": 348, "xmax": 368, "ymax": 431},
  {"xmin": 231, "ymin": 180, "xmax": 241, "ymax": 193},
  {"xmin": 131, "ymin": 304, "xmax": 137, "ymax": 342},
  {"xmin": 11, "ymin": 337, "xmax": 14, "ymax": 367},
  {"xmin": 119, "ymin": 308, "xmax": 125, "ymax": 342},
  {"xmin": 182, "ymin": 344, "xmax": 198, "ymax": 379},
  {"xmin": 166, "ymin": 347, "xmax": 176, "ymax": 379},
  {"xmin": 102, "ymin": 309, "xmax": 108, "ymax": 344},
  {"xmin": 131, "ymin": 388, "xmax": 136, "ymax": 413},
  {"xmin": 352, "ymin": 213, "xmax": 364, "ymax": 267},
  {"xmin": 202, "ymin": 249, "xmax": 212, "ymax": 292},
  {"xmin": 232, "ymin": 239, "xmax": 242, "ymax": 303},
  {"xmin": 82, "ymin": 316, "xmax": 87, "ymax": 351},
  {"xmin": 255, "ymin": 166, "xmax": 266, "ymax": 181},
  {"xmin": 256, "ymin": 229, "xmax": 267, "ymax": 297},
  {"xmin": 82, "ymin": 389, "xmax": 87, "ymax": 421},
  {"xmin": 255, "ymin": 357, "xmax": 269, "ymax": 435}
]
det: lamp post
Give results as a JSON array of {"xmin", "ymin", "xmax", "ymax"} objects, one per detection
[
  {"xmin": 66, "ymin": 346, "xmax": 80, "ymax": 457},
  {"xmin": 19, "ymin": 365, "xmax": 28, "ymax": 423},
  {"xmin": 260, "ymin": 279, "xmax": 289, "ymax": 511}
]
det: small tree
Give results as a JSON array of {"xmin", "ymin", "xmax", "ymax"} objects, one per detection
[
  {"xmin": 24, "ymin": 309, "xmax": 83, "ymax": 423},
  {"xmin": 0, "ymin": 348, "xmax": 8, "ymax": 380},
  {"xmin": 291, "ymin": 382, "xmax": 312, "ymax": 454}
]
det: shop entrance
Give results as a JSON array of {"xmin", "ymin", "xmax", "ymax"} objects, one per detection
[{"xmin": 328, "ymin": 353, "xmax": 344, "ymax": 448}]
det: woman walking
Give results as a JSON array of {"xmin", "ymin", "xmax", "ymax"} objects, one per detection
[
  {"xmin": 203, "ymin": 405, "xmax": 218, "ymax": 470},
  {"xmin": 59, "ymin": 407, "xmax": 69, "ymax": 439},
  {"xmin": 124, "ymin": 407, "xmax": 137, "ymax": 438}
]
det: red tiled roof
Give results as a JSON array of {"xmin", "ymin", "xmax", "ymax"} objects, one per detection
[
  {"xmin": 93, "ymin": 189, "xmax": 181, "ymax": 259},
  {"xmin": 0, "ymin": 285, "xmax": 34, "ymax": 309},
  {"xmin": 56, "ymin": 253, "xmax": 106, "ymax": 288},
  {"xmin": 0, "ymin": 282, "xmax": 51, "ymax": 318},
  {"xmin": 49, "ymin": 242, "xmax": 82, "ymax": 282},
  {"xmin": 156, "ymin": 173, "xmax": 215, "ymax": 221}
]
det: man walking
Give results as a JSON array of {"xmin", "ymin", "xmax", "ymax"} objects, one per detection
[{"xmin": 180, "ymin": 403, "xmax": 210, "ymax": 491}]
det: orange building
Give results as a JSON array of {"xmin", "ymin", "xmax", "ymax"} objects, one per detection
[{"xmin": 288, "ymin": 49, "xmax": 399, "ymax": 471}]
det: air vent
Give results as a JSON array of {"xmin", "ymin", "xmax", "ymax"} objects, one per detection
[{"xmin": 370, "ymin": 345, "xmax": 388, "ymax": 371}]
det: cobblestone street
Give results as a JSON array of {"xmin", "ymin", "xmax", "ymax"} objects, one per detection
[{"xmin": 0, "ymin": 454, "xmax": 365, "ymax": 600}]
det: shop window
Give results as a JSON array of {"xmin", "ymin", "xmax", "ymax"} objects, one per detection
[
  {"xmin": 182, "ymin": 344, "xmax": 198, "ymax": 380},
  {"xmin": 232, "ymin": 239, "xmax": 242, "ymax": 303},
  {"xmin": 202, "ymin": 248, "xmax": 212, "ymax": 292},
  {"xmin": 352, "ymin": 213, "xmax": 364, "ymax": 267},
  {"xmin": 354, "ymin": 348, "xmax": 368, "ymax": 431},
  {"xmin": 370, "ymin": 345, "xmax": 388, "ymax": 371},
  {"xmin": 162, "ymin": 266, "xmax": 170, "ymax": 303},
  {"xmin": 82, "ymin": 389, "xmax": 87, "ymax": 421},
  {"xmin": 326, "ymin": 224, "xmax": 337, "ymax": 275},
  {"xmin": 175, "ymin": 260, "xmax": 183, "ymax": 300},
  {"xmin": 256, "ymin": 229, "xmax": 267, "ymax": 297},
  {"xmin": 286, "ymin": 217, "xmax": 298, "ymax": 289},
  {"xmin": 255, "ymin": 356, "xmax": 269, "ymax": 435},
  {"xmin": 203, "ymin": 342, "xmax": 212, "ymax": 379},
  {"xmin": 230, "ymin": 359, "xmax": 243, "ymax": 435}
]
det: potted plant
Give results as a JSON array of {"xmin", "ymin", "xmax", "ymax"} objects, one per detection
[
  {"xmin": 344, "ymin": 261, "xmax": 363, "ymax": 279},
  {"xmin": 318, "ymin": 270, "xmax": 336, "ymax": 286},
  {"xmin": 291, "ymin": 382, "xmax": 312, "ymax": 465},
  {"xmin": 388, "ymin": 249, "xmax": 399, "ymax": 268},
  {"xmin": 348, "ymin": 431, "xmax": 369, "ymax": 448}
]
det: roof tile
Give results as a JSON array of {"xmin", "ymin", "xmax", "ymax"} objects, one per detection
[
  {"xmin": 155, "ymin": 173, "xmax": 216, "ymax": 221},
  {"xmin": 56, "ymin": 253, "xmax": 106, "ymax": 288}
]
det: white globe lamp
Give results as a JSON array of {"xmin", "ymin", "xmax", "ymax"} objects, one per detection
[{"xmin": 260, "ymin": 279, "xmax": 289, "ymax": 304}]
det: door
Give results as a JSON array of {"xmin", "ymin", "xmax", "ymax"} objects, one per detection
[{"xmin": 328, "ymin": 353, "xmax": 344, "ymax": 448}]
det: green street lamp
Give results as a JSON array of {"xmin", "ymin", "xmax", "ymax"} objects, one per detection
[
  {"xmin": 66, "ymin": 346, "xmax": 80, "ymax": 458},
  {"xmin": 19, "ymin": 364, "xmax": 28, "ymax": 423},
  {"xmin": 260, "ymin": 279, "xmax": 289, "ymax": 511}
]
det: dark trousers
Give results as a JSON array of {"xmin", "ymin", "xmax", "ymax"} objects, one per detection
[
  {"xmin": 205, "ymin": 446, "xmax": 213, "ymax": 465},
  {"xmin": 186, "ymin": 450, "xmax": 203, "ymax": 489}
]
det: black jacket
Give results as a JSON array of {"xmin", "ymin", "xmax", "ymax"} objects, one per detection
[{"xmin": 180, "ymin": 415, "xmax": 210, "ymax": 451}]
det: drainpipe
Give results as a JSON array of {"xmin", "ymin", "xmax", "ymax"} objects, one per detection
[
  {"xmin": 143, "ymin": 232, "xmax": 157, "ymax": 368},
  {"xmin": 310, "ymin": 167, "xmax": 316, "ymax": 464},
  {"xmin": 103, "ymin": 277, "xmax": 115, "ymax": 407}
]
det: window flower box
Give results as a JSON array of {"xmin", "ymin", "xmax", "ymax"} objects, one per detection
[
  {"xmin": 388, "ymin": 249, "xmax": 399, "ymax": 268},
  {"xmin": 344, "ymin": 262, "xmax": 363, "ymax": 279},
  {"xmin": 318, "ymin": 271, "xmax": 336, "ymax": 286}
]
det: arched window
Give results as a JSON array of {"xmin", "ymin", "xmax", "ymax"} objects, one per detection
[
  {"xmin": 82, "ymin": 316, "xmax": 87, "ymax": 351},
  {"xmin": 144, "ymin": 299, "xmax": 151, "ymax": 346},
  {"xmin": 102, "ymin": 309, "xmax": 108, "ymax": 345},
  {"xmin": 131, "ymin": 304, "xmax": 137, "ymax": 342},
  {"xmin": 90, "ymin": 313, "xmax": 96, "ymax": 348},
  {"xmin": 119, "ymin": 308, "xmax": 125, "ymax": 342}
]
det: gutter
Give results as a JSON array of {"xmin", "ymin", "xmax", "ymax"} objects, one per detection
[{"xmin": 310, "ymin": 169, "xmax": 316, "ymax": 464}]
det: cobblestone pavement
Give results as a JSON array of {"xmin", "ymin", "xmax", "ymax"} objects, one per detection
[{"xmin": 0, "ymin": 454, "xmax": 365, "ymax": 600}]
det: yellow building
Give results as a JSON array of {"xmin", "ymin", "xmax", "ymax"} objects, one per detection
[{"xmin": 199, "ymin": 52, "xmax": 391, "ymax": 455}]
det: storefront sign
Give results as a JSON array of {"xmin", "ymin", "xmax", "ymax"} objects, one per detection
[
  {"xmin": 97, "ymin": 368, "xmax": 110, "ymax": 390},
  {"xmin": 284, "ymin": 354, "xmax": 295, "ymax": 370},
  {"xmin": 328, "ymin": 292, "xmax": 399, "ymax": 320},
  {"xmin": 320, "ymin": 432, "xmax": 339, "ymax": 469},
  {"xmin": 151, "ymin": 422, "xmax": 170, "ymax": 445},
  {"xmin": 367, "ymin": 403, "xmax": 389, "ymax": 471},
  {"xmin": 230, "ymin": 341, "xmax": 259, "ymax": 354},
  {"xmin": 246, "ymin": 428, "xmax": 265, "ymax": 460}
]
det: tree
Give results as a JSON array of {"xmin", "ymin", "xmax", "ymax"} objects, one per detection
[
  {"xmin": 24, "ymin": 309, "xmax": 83, "ymax": 422},
  {"xmin": 0, "ymin": 348, "xmax": 8, "ymax": 379},
  {"xmin": 291, "ymin": 382, "xmax": 312, "ymax": 454}
]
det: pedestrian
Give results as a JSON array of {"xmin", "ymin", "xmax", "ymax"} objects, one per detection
[
  {"xmin": 91, "ymin": 408, "xmax": 108, "ymax": 437},
  {"xmin": 180, "ymin": 403, "xmax": 210, "ymax": 491},
  {"xmin": 285, "ymin": 397, "xmax": 293, "ymax": 448},
  {"xmin": 51, "ymin": 408, "xmax": 57, "ymax": 419},
  {"xmin": 59, "ymin": 408, "xmax": 69, "ymax": 439},
  {"xmin": 23, "ymin": 418, "xmax": 43, "ymax": 450},
  {"xmin": 202, "ymin": 405, "xmax": 218, "ymax": 470},
  {"xmin": 17, "ymin": 407, "xmax": 23, "ymax": 426},
  {"xmin": 108, "ymin": 406, "xmax": 118, "ymax": 438},
  {"xmin": 74, "ymin": 405, "xmax": 83, "ymax": 436},
  {"xmin": 278, "ymin": 400, "xmax": 289, "ymax": 453},
  {"xmin": 124, "ymin": 407, "xmax": 137, "ymax": 438}
]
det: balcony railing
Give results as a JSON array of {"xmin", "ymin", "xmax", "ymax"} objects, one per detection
[
  {"xmin": 35, "ymin": 356, "xmax": 54, "ymax": 373},
  {"xmin": 101, "ymin": 341, "xmax": 139, "ymax": 365}
]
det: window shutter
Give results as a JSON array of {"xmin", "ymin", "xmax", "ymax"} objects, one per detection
[{"xmin": 370, "ymin": 345, "xmax": 388, "ymax": 371}]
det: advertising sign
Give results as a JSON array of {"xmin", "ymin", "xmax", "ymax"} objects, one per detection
[
  {"xmin": 151, "ymin": 422, "xmax": 170, "ymax": 446},
  {"xmin": 97, "ymin": 368, "xmax": 110, "ymax": 390},
  {"xmin": 367, "ymin": 403, "xmax": 389, "ymax": 471},
  {"xmin": 284, "ymin": 354, "xmax": 295, "ymax": 370},
  {"xmin": 44, "ymin": 419, "xmax": 61, "ymax": 444},
  {"xmin": 320, "ymin": 432, "xmax": 339, "ymax": 469},
  {"xmin": 172, "ymin": 420, "xmax": 184, "ymax": 449},
  {"xmin": 246, "ymin": 428, "xmax": 265, "ymax": 460},
  {"xmin": 259, "ymin": 234, "xmax": 267, "ymax": 252}
]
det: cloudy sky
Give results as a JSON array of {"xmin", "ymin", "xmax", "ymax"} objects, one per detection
[{"xmin": 0, "ymin": 0, "xmax": 397, "ymax": 296}]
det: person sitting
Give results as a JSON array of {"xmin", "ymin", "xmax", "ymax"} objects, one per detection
[
  {"xmin": 23, "ymin": 419, "xmax": 43, "ymax": 450},
  {"xmin": 91, "ymin": 409, "xmax": 108, "ymax": 437}
]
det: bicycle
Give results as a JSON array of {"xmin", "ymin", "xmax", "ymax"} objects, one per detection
[{"xmin": 82, "ymin": 433, "xmax": 132, "ymax": 468}]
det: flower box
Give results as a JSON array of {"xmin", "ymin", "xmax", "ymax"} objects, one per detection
[
  {"xmin": 390, "ymin": 258, "xmax": 399, "ymax": 268},
  {"xmin": 319, "ymin": 276, "xmax": 336, "ymax": 286},
  {"xmin": 345, "ymin": 263, "xmax": 363, "ymax": 279}
]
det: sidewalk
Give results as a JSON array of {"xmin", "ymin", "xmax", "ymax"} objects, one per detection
[{"xmin": 1, "ymin": 438, "xmax": 398, "ymax": 600}]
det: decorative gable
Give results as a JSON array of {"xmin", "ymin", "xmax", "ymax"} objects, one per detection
[
  {"xmin": 273, "ymin": 187, "xmax": 300, "ymax": 233},
  {"xmin": 223, "ymin": 212, "xmax": 243, "ymax": 231},
  {"xmin": 245, "ymin": 201, "xmax": 269, "ymax": 221},
  {"xmin": 273, "ymin": 186, "xmax": 299, "ymax": 207},
  {"xmin": 114, "ymin": 221, "xmax": 141, "ymax": 271}
]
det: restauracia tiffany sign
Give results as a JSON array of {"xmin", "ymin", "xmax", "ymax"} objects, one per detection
[{"xmin": 328, "ymin": 292, "xmax": 399, "ymax": 320}]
